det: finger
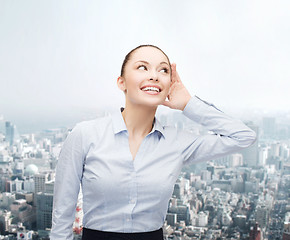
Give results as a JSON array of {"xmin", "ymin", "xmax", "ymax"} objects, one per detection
[
  {"xmin": 173, "ymin": 63, "xmax": 181, "ymax": 83},
  {"xmin": 172, "ymin": 63, "xmax": 182, "ymax": 84},
  {"xmin": 175, "ymin": 70, "xmax": 181, "ymax": 83},
  {"xmin": 171, "ymin": 63, "xmax": 177, "ymax": 84}
]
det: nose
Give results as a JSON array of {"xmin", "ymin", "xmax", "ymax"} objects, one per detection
[{"xmin": 149, "ymin": 71, "xmax": 158, "ymax": 81}]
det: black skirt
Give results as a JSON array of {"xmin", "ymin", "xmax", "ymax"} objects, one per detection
[{"xmin": 82, "ymin": 227, "xmax": 163, "ymax": 240}]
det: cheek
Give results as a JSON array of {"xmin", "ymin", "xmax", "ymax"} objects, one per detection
[
  {"xmin": 164, "ymin": 77, "xmax": 172, "ymax": 90},
  {"xmin": 162, "ymin": 83, "xmax": 171, "ymax": 96}
]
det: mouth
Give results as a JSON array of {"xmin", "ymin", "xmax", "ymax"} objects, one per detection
[{"xmin": 140, "ymin": 85, "xmax": 162, "ymax": 94}]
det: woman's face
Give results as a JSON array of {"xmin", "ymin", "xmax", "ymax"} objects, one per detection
[{"xmin": 119, "ymin": 46, "xmax": 171, "ymax": 108}]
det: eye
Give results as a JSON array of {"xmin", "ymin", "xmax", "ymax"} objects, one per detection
[
  {"xmin": 160, "ymin": 68, "xmax": 169, "ymax": 73},
  {"xmin": 137, "ymin": 65, "xmax": 147, "ymax": 70}
]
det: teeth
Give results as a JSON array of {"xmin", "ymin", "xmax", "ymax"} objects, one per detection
[{"xmin": 142, "ymin": 87, "xmax": 160, "ymax": 92}]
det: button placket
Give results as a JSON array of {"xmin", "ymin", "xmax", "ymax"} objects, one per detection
[
  {"xmin": 129, "ymin": 170, "xmax": 137, "ymax": 205},
  {"xmin": 122, "ymin": 166, "xmax": 137, "ymax": 231}
]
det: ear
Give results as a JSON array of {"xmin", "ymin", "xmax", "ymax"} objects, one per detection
[{"xmin": 117, "ymin": 76, "xmax": 127, "ymax": 93}]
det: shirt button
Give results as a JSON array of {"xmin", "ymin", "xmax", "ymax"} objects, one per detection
[
  {"xmin": 130, "ymin": 199, "xmax": 135, "ymax": 204},
  {"xmin": 126, "ymin": 218, "xmax": 130, "ymax": 222}
]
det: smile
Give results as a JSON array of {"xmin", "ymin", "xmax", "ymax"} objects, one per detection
[
  {"xmin": 141, "ymin": 89, "xmax": 160, "ymax": 95},
  {"xmin": 140, "ymin": 86, "xmax": 161, "ymax": 95}
]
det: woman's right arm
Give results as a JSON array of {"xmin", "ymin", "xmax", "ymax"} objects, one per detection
[{"xmin": 50, "ymin": 123, "xmax": 85, "ymax": 240}]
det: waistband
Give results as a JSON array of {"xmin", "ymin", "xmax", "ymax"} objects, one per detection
[{"xmin": 82, "ymin": 227, "xmax": 163, "ymax": 240}]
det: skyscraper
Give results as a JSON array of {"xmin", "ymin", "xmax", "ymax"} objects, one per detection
[
  {"xmin": 255, "ymin": 205, "xmax": 269, "ymax": 228},
  {"xmin": 34, "ymin": 172, "xmax": 54, "ymax": 194},
  {"xmin": 36, "ymin": 181, "xmax": 54, "ymax": 230},
  {"xmin": 36, "ymin": 192, "xmax": 53, "ymax": 230},
  {"xmin": 5, "ymin": 121, "xmax": 19, "ymax": 146}
]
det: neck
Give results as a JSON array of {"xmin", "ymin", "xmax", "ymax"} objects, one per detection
[{"xmin": 121, "ymin": 102, "xmax": 157, "ymax": 139}]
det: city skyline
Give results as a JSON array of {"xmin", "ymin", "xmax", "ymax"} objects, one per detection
[{"xmin": 1, "ymin": 107, "xmax": 289, "ymax": 239}]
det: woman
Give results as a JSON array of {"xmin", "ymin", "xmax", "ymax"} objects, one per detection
[{"xmin": 50, "ymin": 44, "xmax": 256, "ymax": 240}]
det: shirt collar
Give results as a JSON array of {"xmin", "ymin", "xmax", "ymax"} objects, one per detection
[{"xmin": 111, "ymin": 107, "xmax": 165, "ymax": 139}]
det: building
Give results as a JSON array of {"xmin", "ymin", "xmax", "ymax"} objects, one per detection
[
  {"xmin": 1, "ymin": 192, "xmax": 16, "ymax": 209},
  {"xmin": 6, "ymin": 178, "xmax": 23, "ymax": 193},
  {"xmin": 197, "ymin": 211, "xmax": 208, "ymax": 227},
  {"xmin": 35, "ymin": 192, "xmax": 53, "ymax": 230},
  {"xmin": 173, "ymin": 179, "xmax": 185, "ymax": 199},
  {"xmin": 10, "ymin": 199, "xmax": 35, "ymax": 229},
  {"xmin": 5, "ymin": 121, "xmax": 19, "ymax": 146},
  {"xmin": 201, "ymin": 170, "xmax": 211, "ymax": 182},
  {"xmin": 229, "ymin": 153, "xmax": 243, "ymax": 167},
  {"xmin": 168, "ymin": 205, "xmax": 191, "ymax": 225},
  {"xmin": 166, "ymin": 213, "xmax": 177, "ymax": 226},
  {"xmin": 255, "ymin": 205, "xmax": 269, "ymax": 228},
  {"xmin": 0, "ymin": 210, "xmax": 12, "ymax": 234},
  {"xmin": 221, "ymin": 211, "xmax": 232, "ymax": 226},
  {"xmin": 258, "ymin": 147, "xmax": 268, "ymax": 166},
  {"xmin": 233, "ymin": 215, "xmax": 247, "ymax": 230},
  {"xmin": 15, "ymin": 192, "xmax": 34, "ymax": 204},
  {"xmin": 249, "ymin": 223, "xmax": 262, "ymax": 240},
  {"xmin": 23, "ymin": 178, "xmax": 35, "ymax": 193},
  {"xmin": 34, "ymin": 172, "xmax": 54, "ymax": 194},
  {"xmin": 35, "ymin": 181, "xmax": 54, "ymax": 230},
  {"xmin": 212, "ymin": 180, "xmax": 231, "ymax": 192}
]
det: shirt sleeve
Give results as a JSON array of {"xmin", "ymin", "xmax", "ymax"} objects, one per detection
[
  {"xmin": 50, "ymin": 123, "xmax": 85, "ymax": 240},
  {"xmin": 179, "ymin": 96, "xmax": 257, "ymax": 166}
]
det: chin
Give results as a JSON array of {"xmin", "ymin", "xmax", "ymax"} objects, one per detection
[
  {"xmin": 142, "ymin": 99, "xmax": 165, "ymax": 107},
  {"xmin": 128, "ymin": 94, "xmax": 166, "ymax": 108}
]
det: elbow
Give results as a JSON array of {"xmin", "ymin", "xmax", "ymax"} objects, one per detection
[
  {"xmin": 231, "ymin": 128, "xmax": 257, "ymax": 148},
  {"xmin": 239, "ymin": 129, "xmax": 257, "ymax": 148},
  {"xmin": 248, "ymin": 129, "xmax": 257, "ymax": 145}
]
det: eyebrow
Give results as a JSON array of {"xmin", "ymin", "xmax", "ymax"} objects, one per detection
[{"xmin": 135, "ymin": 60, "xmax": 169, "ymax": 66}]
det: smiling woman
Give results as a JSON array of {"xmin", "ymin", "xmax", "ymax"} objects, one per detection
[{"xmin": 50, "ymin": 44, "xmax": 257, "ymax": 240}]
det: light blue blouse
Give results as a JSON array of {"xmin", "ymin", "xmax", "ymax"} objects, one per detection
[{"xmin": 50, "ymin": 96, "xmax": 256, "ymax": 239}]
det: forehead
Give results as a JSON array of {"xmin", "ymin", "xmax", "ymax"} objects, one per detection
[{"xmin": 129, "ymin": 47, "xmax": 169, "ymax": 64}]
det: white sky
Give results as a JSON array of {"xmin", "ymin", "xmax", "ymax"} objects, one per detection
[{"xmin": 0, "ymin": 0, "xmax": 289, "ymax": 120}]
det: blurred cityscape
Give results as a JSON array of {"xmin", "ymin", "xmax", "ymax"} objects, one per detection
[{"xmin": 0, "ymin": 110, "xmax": 290, "ymax": 240}]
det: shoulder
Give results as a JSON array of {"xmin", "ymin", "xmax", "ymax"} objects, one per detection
[
  {"xmin": 156, "ymin": 120, "xmax": 180, "ymax": 140},
  {"xmin": 158, "ymin": 118, "xmax": 199, "ymax": 143}
]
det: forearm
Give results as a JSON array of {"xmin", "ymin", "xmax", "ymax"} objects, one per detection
[
  {"xmin": 179, "ymin": 96, "xmax": 256, "ymax": 165},
  {"xmin": 183, "ymin": 95, "xmax": 256, "ymax": 147}
]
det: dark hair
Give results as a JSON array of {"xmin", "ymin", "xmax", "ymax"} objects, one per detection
[{"xmin": 120, "ymin": 44, "xmax": 171, "ymax": 77}]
